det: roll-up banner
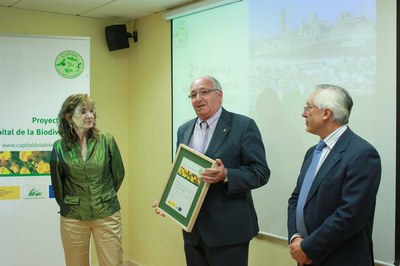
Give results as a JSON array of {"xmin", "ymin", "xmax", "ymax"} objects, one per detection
[{"xmin": 0, "ymin": 35, "xmax": 90, "ymax": 266}]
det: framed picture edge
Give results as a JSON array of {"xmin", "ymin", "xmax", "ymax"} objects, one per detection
[{"xmin": 157, "ymin": 143, "xmax": 215, "ymax": 232}]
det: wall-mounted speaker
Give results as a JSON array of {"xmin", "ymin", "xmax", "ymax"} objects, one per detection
[{"xmin": 105, "ymin": 24, "xmax": 130, "ymax": 51}]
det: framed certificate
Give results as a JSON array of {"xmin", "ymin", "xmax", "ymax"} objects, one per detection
[{"xmin": 157, "ymin": 144, "xmax": 215, "ymax": 232}]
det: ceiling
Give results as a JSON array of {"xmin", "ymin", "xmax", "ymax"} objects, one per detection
[{"xmin": 0, "ymin": 0, "xmax": 196, "ymax": 22}]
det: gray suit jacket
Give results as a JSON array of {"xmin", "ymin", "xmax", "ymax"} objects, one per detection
[
  {"xmin": 288, "ymin": 128, "xmax": 381, "ymax": 265},
  {"xmin": 178, "ymin": 108, "xmax": 270, "ymax": 247}
]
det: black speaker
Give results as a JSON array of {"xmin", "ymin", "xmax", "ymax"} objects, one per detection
[{"xmin": 105, "ymin": 24, "xmax": 130, "ymax": 51}]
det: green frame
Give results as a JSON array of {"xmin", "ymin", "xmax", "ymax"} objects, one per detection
[{"xmin": 157, "ymin": 144, "xmax": 215, "ymax": 232}]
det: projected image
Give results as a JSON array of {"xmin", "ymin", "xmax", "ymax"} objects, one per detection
[
  {"xmin": 172, "ymin": 1, "xmax": 394, "ymax": 263},
  {"xmin": 249, "ymin": 0, "xmax": 376, "ymax": 98}
]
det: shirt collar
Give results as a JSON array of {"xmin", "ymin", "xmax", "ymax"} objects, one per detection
[
  {"xmin": 196, "ymin": 107, "xmax": 222, "ymax": 128},
  {"xmin": 323, "ymin": 125, "xmax": 348, "ymax": 149}
]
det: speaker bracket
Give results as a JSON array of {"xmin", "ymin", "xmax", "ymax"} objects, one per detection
[{"xmin": 132, "ymin": 31, "xmax": 138, "ymax": 43}]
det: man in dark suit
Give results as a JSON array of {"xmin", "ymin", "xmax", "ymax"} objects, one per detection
[
  {"xmin": 176, "ymin": 76, "xmax": 270, "ymax": 266},
  {"xmin": 287, "ymin": 84, "xmax": 381, "ymax": 266}
]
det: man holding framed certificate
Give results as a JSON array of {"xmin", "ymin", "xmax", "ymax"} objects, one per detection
[{"xmin": 157, "ymin": 76, "xmax": 271, "ymax": 266}]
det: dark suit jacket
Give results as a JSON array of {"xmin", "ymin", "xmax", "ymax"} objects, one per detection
[
  {"xmin": 178, "ymin": 108, "xmax": 270, "ymax": 247},
  {"xmin": 288, "ymin": 128, "xmax": 381, "ymax": 265}
]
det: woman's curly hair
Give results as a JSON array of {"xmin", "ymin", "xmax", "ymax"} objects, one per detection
[{"xmin": 57, "ymin": 94, "xmax": 100, "ymax": 150}]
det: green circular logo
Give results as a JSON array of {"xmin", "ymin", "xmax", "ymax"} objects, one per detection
[
  {"xmin": 55, "ymin": 50, "xmax": 84, "ymax": 79},
  {"xmin": 173, "ymin": 20, "xmax": 189, "ymax": 49}
]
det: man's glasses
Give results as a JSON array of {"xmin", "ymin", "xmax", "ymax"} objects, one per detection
[{"xmin": 188, "ymin": 89, "xmax": 219, "ymax": 99}]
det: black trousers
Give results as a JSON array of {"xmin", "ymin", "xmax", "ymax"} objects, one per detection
[{"xmin": 184, "ymin": 238, "xmax": 249, "ymax": 266}]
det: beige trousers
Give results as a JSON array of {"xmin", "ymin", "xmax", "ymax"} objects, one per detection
[{"xmin": 60, "ymin": 211, "xmax": 122, "ymax": 266}]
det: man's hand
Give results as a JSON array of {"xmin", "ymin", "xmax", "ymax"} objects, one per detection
[
  {"xmin": 201, "ymin": 159, "xmax": 227, "ymax": 184},
  {"xmin": 152, "ymin": 200, "xmax": 165, "ymax": 217},
  {"xmin": 289, "ymin": 237, "xmax": 313, "ymax": 266}
]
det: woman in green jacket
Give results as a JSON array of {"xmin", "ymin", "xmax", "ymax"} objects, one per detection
[{"xmin": 50, "ymin": 94, "xmax": 125, "ymax": 266}]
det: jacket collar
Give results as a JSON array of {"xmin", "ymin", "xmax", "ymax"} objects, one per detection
[
  {"xmin": 204, "ymin": 108, "xmax": 231, "ymax": 156},
  {"xmin": 181, "ymin": 108, "xmax": 231, "ymax": 156},
  {"xmin": 306, "ymin": 127, "xmax": 353, "ymax": 203}
]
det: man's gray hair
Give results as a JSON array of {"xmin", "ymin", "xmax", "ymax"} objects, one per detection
[
  {"xmin": 311, "ymin": 84, "xmax": 353, "ymax": 125},
  {"xmin": 207, "ymin": 76, "xmax": 222, "ymax": 91}
]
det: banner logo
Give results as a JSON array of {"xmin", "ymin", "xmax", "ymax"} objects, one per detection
[
  {"xmin": 23, "ymin": 185, "xmax": 45, "ymax": 199},
  {"xmin": 55, "ymin": 50, "xmax": 84, "ymax": 79},
  {"xmin": 0, "ymin": 186, "xmax": 20, "ymax": 200}
]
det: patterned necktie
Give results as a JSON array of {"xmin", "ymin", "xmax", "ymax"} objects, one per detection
[
  {"xmin": 199, "ymin": 121, "xmax": 209, "ymax": 154},
  {"xmin": 296, "ymin": 140, "xmax": 326, "ymax": 237}
]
